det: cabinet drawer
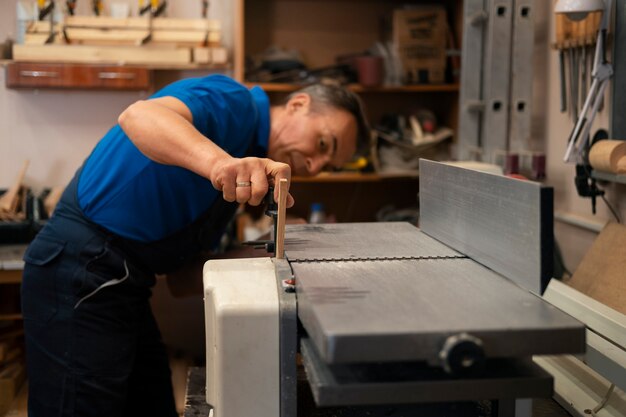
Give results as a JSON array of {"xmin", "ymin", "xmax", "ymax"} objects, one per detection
[{"xmin": 6, "ymin": 63, "xmax": 152, "ymax": 90}]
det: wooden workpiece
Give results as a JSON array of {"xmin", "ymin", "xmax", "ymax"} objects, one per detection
[{"xmin": 275, "ymin": 178, "xmax": 288, "ymax": 259}]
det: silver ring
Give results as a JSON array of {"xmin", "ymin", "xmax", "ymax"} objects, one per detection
[{"xmin": 236, "ymin": 181, "xmax": 252, "ymax": 187}]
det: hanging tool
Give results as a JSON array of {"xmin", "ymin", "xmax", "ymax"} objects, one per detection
[
  {"xmin": 561, "ymin": 2, "xmax": 613, "ymax": 164},
  {"xmin": 92, "ymin": 0, "xmax": 102, "ymax": 16},
  {"xmin": 37, "ymin": 0, "xmax": 56, "ymax": 44},
  {"xmin": 139, "ymin": 0, "xmax": 167, "ymax": 44},
  {"xmin": 37, "ymin": 0, "xmax": 54, "ymax": 20},
  {"xmin": 556, "ymin": 13, "xmax": 567, "ymax": 113},
  {"xmin": 139, "ymin": 0, "xmax": 167, "ymax": 17},
  {"xmin": 66, "ymin": 0, "xmax": 77, "ymax": 16},
  {"xmin": 202, "ymin": 0, "xmax": 210, "ymax": 18}
]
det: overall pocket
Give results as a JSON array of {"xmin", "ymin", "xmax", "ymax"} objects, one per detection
[
  {"xmin": 22, "ymin": 234, "xmax": 66, "ymax": 323},
  {"xmin": 75, "ymin": 243, "xmax": 129, "ymax": 308}
]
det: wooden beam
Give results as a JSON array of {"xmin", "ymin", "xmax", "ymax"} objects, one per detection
[
  {"xmin": 66, "ymin": 28, "xmax": 220, "ymax": 45},
  {"xmin": 64, "ymin": 16, "xmax": 221, "ymax": 31},
  {"xmin": 13, "ymin": 44, "xmax": 191, "ymax": 65},
  {"xmin": 25, "ymin": 30, "xmax": 220, "ymax": 47}
]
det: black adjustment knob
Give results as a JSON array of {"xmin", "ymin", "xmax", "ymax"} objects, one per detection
[{"xmin": 439, "ymin": 333, "xmax": 485, "ymax": 376}]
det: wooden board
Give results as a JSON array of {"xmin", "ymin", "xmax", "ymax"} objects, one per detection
[
  {"xmin": 28, "ymin": 16, "xmax": 220, "ymax": 32},
  {"xmin": 568, "ymin": 222, "xmax": 626, "ymax": 315},
  {"xmin": 13, "ymin": 44, "xmax": 191, "ymax": 65},
  {"xmin": 25, "ymin": 28, "xmax": 221, "ymax": 46}
]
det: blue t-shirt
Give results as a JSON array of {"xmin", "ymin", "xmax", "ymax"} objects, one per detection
[{"xmin": 77, "ymin": 75, "xmax": 270, "ymax": 242}]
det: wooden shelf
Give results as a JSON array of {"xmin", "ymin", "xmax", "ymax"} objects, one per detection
[
  {"xmin": 245, "ymin": 82, "xmax": 459, "ymax": 93},
  {"xmin": 592, "ymin": 170, "xmax": 626, "ymax": 185},
  {"xmin": 0, "ymin": 270, "xmax": 22, "ymax": 285},
  {"xmin": 0, "ymin": 313, "xmax": 23, "ymax": 321},
  {"xmin": 293, "ymin": 171, "xmax": 418, "ymax": 183}
]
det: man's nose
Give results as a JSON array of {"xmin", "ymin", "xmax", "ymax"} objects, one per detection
[{"xmin": 306, "ymin": 155, "xmax": 329, "ymax": 175}]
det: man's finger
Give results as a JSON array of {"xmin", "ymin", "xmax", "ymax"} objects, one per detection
[
  {"xmin": 235, "ymin": 178, "xmax": 252, "ymax": 204},
  {"xmin": 249, "ymin": 170, "xmax": 268, "ymax": 206}
]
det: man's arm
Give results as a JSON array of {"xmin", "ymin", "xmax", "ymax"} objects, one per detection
[{"xmin": 118, "ymin": 96, "xmax": 293, "ymax": 207}]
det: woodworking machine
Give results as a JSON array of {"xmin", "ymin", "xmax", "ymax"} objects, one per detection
[{"xmin": 203, "ymin": 160, "xmax": 586, "ymax": 417}]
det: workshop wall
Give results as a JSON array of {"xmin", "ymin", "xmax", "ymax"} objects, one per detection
[
  {"xmin": 0, "ymin": 0, "xmax": 235, "ymax": 361},
  {"xmin": 0, "ymin": 0, "xmax": 234, "ymax": 191},
  {"xmin": 542, "ymin": 1, "xmax": 626, "ymax": 274}
]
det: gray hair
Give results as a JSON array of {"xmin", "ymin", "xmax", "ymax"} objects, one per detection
[{"xmin": 287, "ymin": 83, "xmax": 371, "ymax": 154}]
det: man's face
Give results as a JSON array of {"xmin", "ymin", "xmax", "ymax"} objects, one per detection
[{"xmin": 268, "ymin": 94, "xmax": 358, "ymax": 177}]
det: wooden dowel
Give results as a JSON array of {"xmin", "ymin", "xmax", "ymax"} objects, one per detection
[{"xmin": 275, "ymin": 178, "xmax": 288, "ymax": 259}]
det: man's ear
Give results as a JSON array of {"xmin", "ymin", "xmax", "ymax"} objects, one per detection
[{"xmin": 286, "ymin": 93, "xmax": 311, "ymax": 114}]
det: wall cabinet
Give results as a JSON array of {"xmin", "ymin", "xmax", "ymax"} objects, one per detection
[{"xmin": 6, "ymin": 62, "xmax": 152, "ymax": 90}]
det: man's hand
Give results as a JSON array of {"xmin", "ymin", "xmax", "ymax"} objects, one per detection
[{"xmin": 209, "ymin": 156, "xmax": 295, "ymax": 207}]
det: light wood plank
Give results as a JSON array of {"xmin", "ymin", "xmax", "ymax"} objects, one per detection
[
  {"xmin": 13, "ymin": 44, "xmax": 191, "ymax": 65},
  {"xmin": 29, "ymin": 17, "xmax": 220, "ymax": 32},
  {"xmin": 63, "ymin": 28, "xmax": 220, "ymax": 46},
  {"xmin": 275, "ymin": 178, "xmax": 288, "ymax": 259}
]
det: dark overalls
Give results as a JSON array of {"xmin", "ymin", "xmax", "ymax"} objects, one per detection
[{"xmin": 21, "ymin": 168, "xmax": 238, "ymax": 417}]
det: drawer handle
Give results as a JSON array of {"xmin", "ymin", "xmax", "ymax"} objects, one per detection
[
  {"xmin": 98, "ymin": 72, "xmax": 136, "ymax": 80},
  {"xmin": 19, "ymin": 70, "xmax": 59, "ymax": 78}
]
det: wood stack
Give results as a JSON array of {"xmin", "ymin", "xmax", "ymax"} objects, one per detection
[
  {"xmin": 0, "ymin": 161, "xmax": 29, "ymax": 222},
  {"xmin": 13, "ymin": 16, "xmax": 228, "ymax": 66}
]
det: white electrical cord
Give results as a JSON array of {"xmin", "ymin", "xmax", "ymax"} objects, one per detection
[
  {"xmin": 74, "ymin": 260, "xmax": 129, "ymax": 309},
  {"xmin": 588, "ymin": 383, "xmax": 616, "ymax": 417}
]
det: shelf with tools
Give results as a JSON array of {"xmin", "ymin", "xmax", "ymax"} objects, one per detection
[
  {"xmin": 5, "ymin": 13, "xmax": 231, "ymax": 90},
  {"xmin": 235, "ymin": 0, "xmax": 462, "ymax": 223},
  {"xmin": 235, "ymin": 0, "xmax": 464, "ymax": 131}
]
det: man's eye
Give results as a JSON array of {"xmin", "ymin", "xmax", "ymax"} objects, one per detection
[{"xmin": 319, "ymin": 138, "xmax": 328, "ymax": 151}]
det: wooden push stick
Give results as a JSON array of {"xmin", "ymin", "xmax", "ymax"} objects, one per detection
[
  {"xmin": 275, "ymin": 178, "xmax": 288, "ymax": 259},
  {"xmin": 0, "ymin": 160, "xmax": 29, "ymax": 213}
]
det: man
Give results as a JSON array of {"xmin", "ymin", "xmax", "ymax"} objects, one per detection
[{"xmin": 21, "ymin": 74, "xmax": 369, "ymax": 416}]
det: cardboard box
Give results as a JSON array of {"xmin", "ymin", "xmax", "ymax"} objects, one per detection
[{"xmin": 393, "ymin": 7, "xmax": 448, "ymax": 84}]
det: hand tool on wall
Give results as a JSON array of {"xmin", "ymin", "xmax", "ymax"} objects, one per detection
[
  {"xmin": 92, "ymin": 0, "xmax": 102, "ymax": 16},
  {"xmin": 202, "ymin": 0, "xmax": 209, "ymax": 18},
  {"xmin": 139, "ymin": 0, "xmax": 167, "ymax": 17},
  {"xmin": 139, "ymin": 0, "xmax": 167, "ymax": 44},
  {"xmin": 558, "ymin": 1, "xmax": 613, "ymax": 164},
  {"xmin": 37, "ymin": 0, "xmax": 56, "ymax": 44},
  {"xmin": 556, "ymin": 13, "xmax": 567, "ymax": 112},
  {"xmin": 568, "ymin": 29, "xmax": 578, "ymax": 120},
  {"xmin": 66, "ymin": 0, "xmax": 77, "ymax": 16},
  {"xmin": 37, "ymin": 0, "xmax": 54, "ymax": 21}
]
